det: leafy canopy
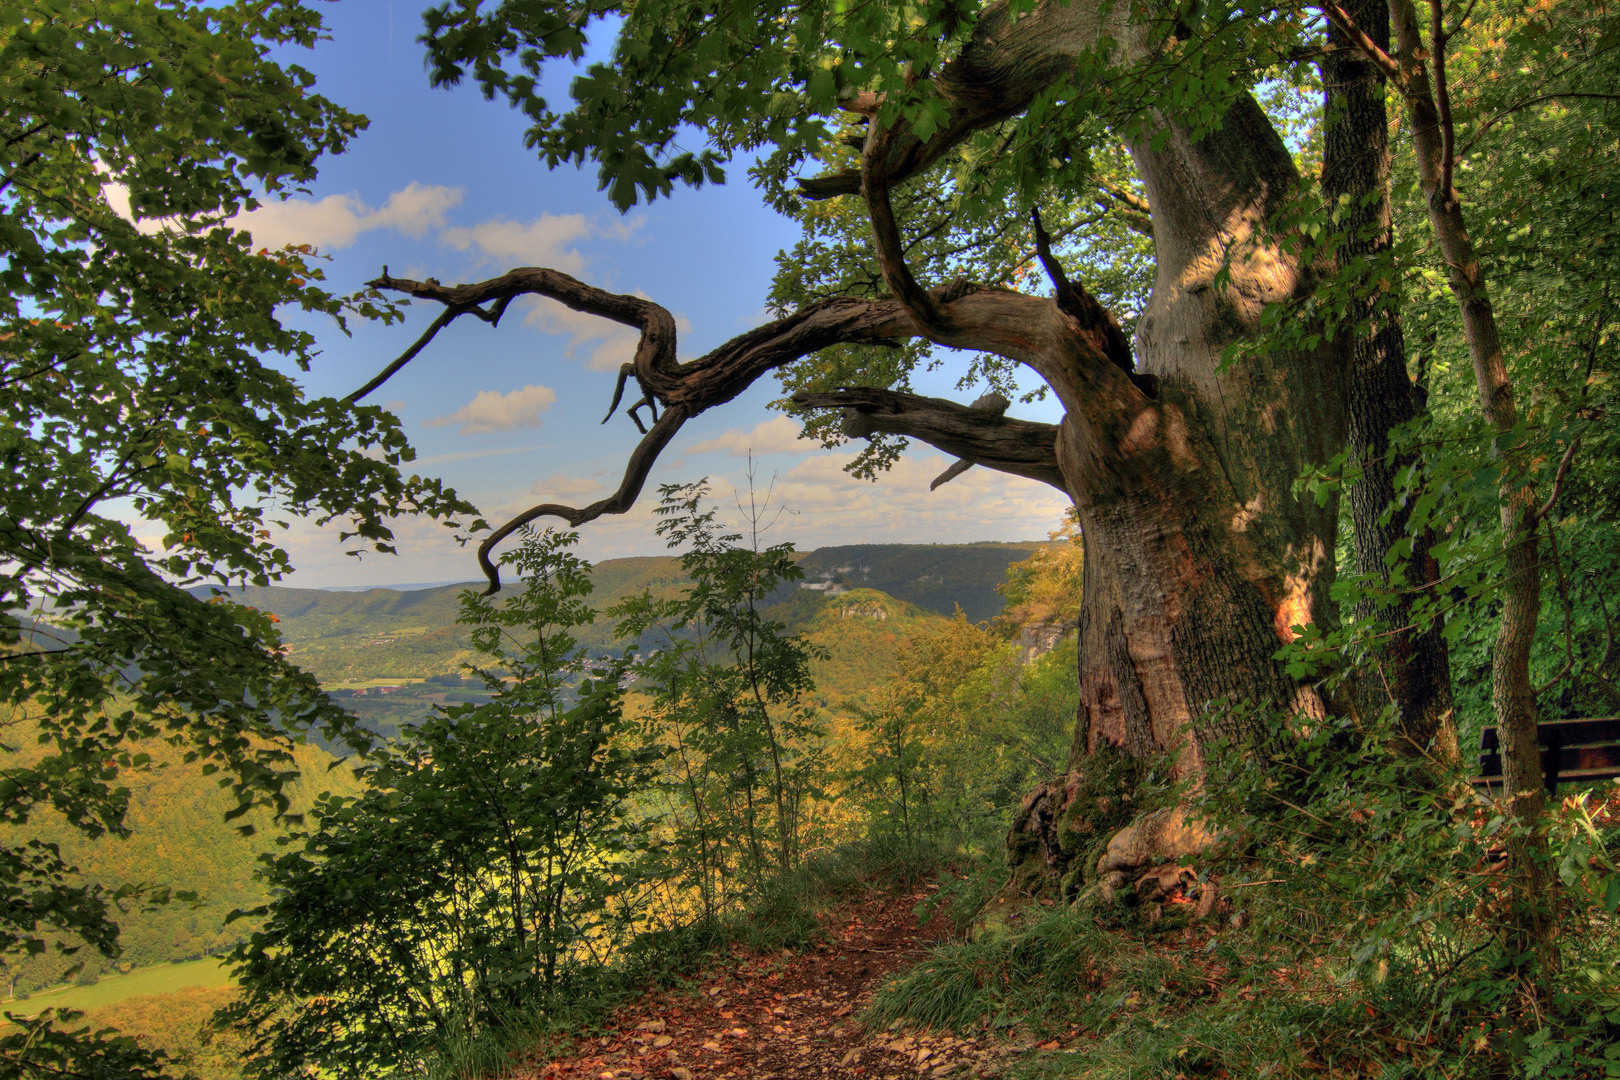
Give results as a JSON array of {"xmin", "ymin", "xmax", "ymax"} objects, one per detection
[{"xmin": 1, "ymin": 2, "xmax": 475, "ymax": 1068}]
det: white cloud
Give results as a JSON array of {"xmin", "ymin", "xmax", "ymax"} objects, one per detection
[
  {"xmin": 411, "ymin": 445, "xmax": 546, "ymax": 468},
  {"xmin": 600, "ymin": 215, "xmax": 649, "ymax": 243},
  {"xmin": 756, "ymin": 451, "xmax": 1072, "ymax": 545},
  {"xmin": 440, "ymin": 213, "xmax": 592, "ymax": 274},
  {"xmin": 522, "ymin": 296, "xmax": 694, "ymax": 372},
  {"xmin": 261, "ymin": 445, "xmax": 1068, "ymax": 589},
  {"xmin": 532, "ymin": 474, "xmax": 602, "ymax": 498},
  {"xmin": 425, "ymin": 384, "xmax": 557, "ymax": 435},
  {"xmin": 97, "ymin": 172, "xmax": 462, "ymax": 253},
  {"xmin": 227, "ymin": 182, "xmax": 463, "ymax": 251},
  {"xmin": 100, "ymin": 181, "xmax": 165, "ymax": 236},
  {"xmin": 685, "ymin": 416, "xmax": 811, "ymax": 457}
]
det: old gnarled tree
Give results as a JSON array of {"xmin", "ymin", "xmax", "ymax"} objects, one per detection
[{"xmin": 357, "ymin": 1, "xmax": 1386, "ymax": 871}]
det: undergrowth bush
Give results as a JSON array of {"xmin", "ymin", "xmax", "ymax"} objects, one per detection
[
  {"xmin": 225, "ymin": 530, "xmax": 661, "ymax": 1078},
  {"xmin": 867, "ymin": 716, "xmax": 1620, "ymax": 1079}
]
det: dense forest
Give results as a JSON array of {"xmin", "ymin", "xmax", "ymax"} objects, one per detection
[{"xmin": 2, "ymin": 2, "xmax": 1618, "ymax": 1080}]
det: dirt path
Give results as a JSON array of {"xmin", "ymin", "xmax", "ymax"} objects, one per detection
[{"xmin": 516, "ymin": 890, "xmax": 1023, "ymax": 1080}]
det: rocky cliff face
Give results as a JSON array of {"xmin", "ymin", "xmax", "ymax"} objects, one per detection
[{"xmin": 1016, "ymin": 616, "xmax": 1077, "ymax": 663}]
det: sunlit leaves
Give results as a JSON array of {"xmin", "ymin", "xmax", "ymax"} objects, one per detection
[
  {"xmin": 610, "ymin": 481, "xmax": 826, "ymax": 903},
  {"xmin": 225, "ymin": 529, "xmax": 659, "ymax": 1078}
]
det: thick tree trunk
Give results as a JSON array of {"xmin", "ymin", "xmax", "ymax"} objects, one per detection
[
  {"xmin": 1323, "ymin": 0, "xmax": 1458, "ymax": 760},
  {"xmin": 1062, "ymin": 94, "xmax": 1346, "ymax": 777}
]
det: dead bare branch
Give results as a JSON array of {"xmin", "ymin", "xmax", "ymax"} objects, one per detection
[
  {"xmin": 364, "ymin": 269, "xmax": 952, "ymax": 590},
  {"xmin": 365, "ymin": 217, "xmax": 1140, "ymax": 591},
  {"xmin": 930, "ymin": 458, "xmax": 976, "ymax": 490},
  {"xmin": 1031, "ymin": 207, "xmax": 1138, "ymax": 381},
  {"xmin": 346, "ymin": 305, "xmax": 459, "ymax": 403},
  {"xmin": 476, "ymin": 404, "xmax": 689, "ymax": 593}
]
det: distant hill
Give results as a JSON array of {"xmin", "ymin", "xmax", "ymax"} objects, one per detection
[
  {"xmin": 794, "ymin": 543, "xmax": 1044, "ymax": 622},
  {"xmin": 202, "ymin": 542, "xmax": 1043, "ymax": 696}
]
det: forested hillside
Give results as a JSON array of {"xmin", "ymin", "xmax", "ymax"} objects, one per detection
[
  {"xmin": 212, "ymin": 541, "xmax": 1039, "ymax": 684},
  {"xmin": 0, "ymin": 729, "xmax": 364, "ymax": 997},
  {"xmin": 1, "ymin": 526, "xmax": 1068, "ymax": 1079}
]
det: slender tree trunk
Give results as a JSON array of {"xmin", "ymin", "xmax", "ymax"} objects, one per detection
[
  {"xmin": 1323, "ymin": 0, "xmax": 1457, "ymax": 760},
  {"xmin": 1382, "ymin": 0, "xmax": 1556, "ymax": 976}
]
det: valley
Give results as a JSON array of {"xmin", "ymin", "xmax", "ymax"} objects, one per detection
[
  {"xmin": 4, "ymin": 540, "xmax": 1063, "ymax": 1077},
  {"xmin": 207, "ymin": 541, "xmax": 1045, "ymax": 736}
]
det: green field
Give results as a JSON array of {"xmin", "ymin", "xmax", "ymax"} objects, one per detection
[
  {"xmin": 325, "ymin": 677, "xmax": 428, "ymax": 689},
  {"xmin": 9, "ymin": 956, "xmax": 232, "ymax": 1017}
]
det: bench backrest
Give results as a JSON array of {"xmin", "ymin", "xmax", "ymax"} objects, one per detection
[{"xmin": 1474, "ymin": 717, "xmax": 1620, "ymax": 795}]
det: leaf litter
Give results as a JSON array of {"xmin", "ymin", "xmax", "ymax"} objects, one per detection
[{"xmin": 511, "ymin": 891, "xmax": 1026, "ymax": 1079}]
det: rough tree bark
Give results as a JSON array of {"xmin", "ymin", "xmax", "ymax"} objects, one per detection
[
  {"xmin": 1322, "ymin": 0, "xmax": 1457, "ymax": 761},
  {"xmin": 359, "ymin": 1, "xmax": 1352, "ymax": 876}
]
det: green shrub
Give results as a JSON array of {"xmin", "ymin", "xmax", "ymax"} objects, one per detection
[{"xmin": 224, "ymin": 530, "xmax": 660, "ymax": 1079}]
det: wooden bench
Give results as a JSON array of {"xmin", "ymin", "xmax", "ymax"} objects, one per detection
[{"xmin": 1473, "ymin": 717, "xmax": 1620, "ymax": 796}]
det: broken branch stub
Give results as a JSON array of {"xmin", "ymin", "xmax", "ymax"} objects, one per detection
[{"xmin": 791, "ymin": 387, "xmax": 1066, "ymax": 492}]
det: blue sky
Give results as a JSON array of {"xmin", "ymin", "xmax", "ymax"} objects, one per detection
[{"xmin": 192, "ymin": 2, "xmax": 1071, "ymax": 587}]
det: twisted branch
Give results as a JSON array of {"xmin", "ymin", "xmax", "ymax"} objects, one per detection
[
  {"xmin": 475, "ymin": 404, "xmax": 690, "ymax": 591},
  {"xmin": 360, "ymin": 250, "xmax": 1137, "ymax": 593},
  {"xmin": 365, "ymin": 269, "xmax": 939, "ymax": 591}
]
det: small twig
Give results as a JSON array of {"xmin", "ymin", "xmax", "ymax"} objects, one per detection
[
  {"xmin": 1446, "ymin": 0, "xmax": 1483, "ymax": 38},
  {"xmin": 1584, "ymin": 281, "xmax": 1610, "ymax": 387},
  {"xmin": 1533, "ymin": 513, "xmax": 1575, "ymax": 695},
  {"xmin": 1532, "ymin": 439, "xmax": 1581, "ymax": 522},
  {"xmin": 1460, "ymin": 94, "xmax": 1620, "ymax": 158},
  {"xmin": 0, "ymin": 151, "xmax": 43, "ymax": 197},
  {"xmin": 602, "ymin": 364, "xmax": 633, "ymax": 424},
  {"xmin": 1597, "ymin": 591, "xmax": 1618, "ymax": 673},
  {"xmin": 1265, "ymin": 792, "xmax": 1334, "ymax": 826},
  {"xmin": 4, "ymin": 120, "xmax": 50, "ymax": 148},
  {"xmin": 465, "ymin": 295, "xmax": 514, "ymax": 326},
  {"xmin": 345, "ymin": 304, "xmax": 459, "ymax": 403},
  {"xmin": 474, "ymin": 405, "xmax": 689, "ymax": 593}
]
